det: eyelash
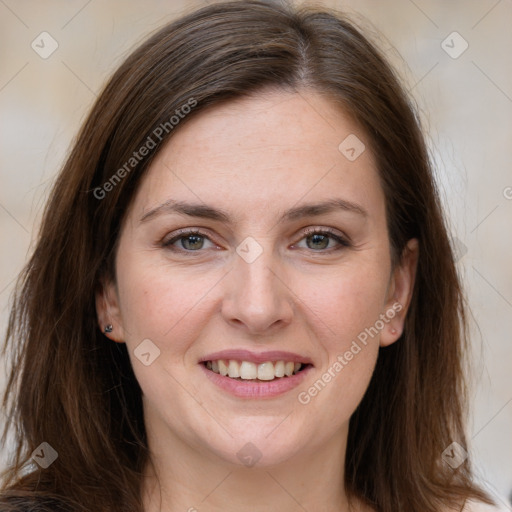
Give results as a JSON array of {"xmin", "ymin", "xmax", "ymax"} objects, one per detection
[{"xmin": 161, "ymin": 227, "xmax": 351, "ymax": 254}]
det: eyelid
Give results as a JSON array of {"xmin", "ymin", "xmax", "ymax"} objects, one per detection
[
  {"xmin": 161, "ymin": 225, "xmax": 351, "ymax": 253},
  {"xmin": 162, "ymin": 228, "xmax": 219, "ymax": 249},
  {"xmin": 294, "ymin": 226, "xmax": 351, "ymax": 250},
  {"xmin": 301, "ymin": 226, "xmax": 350, "ymax": 242}
]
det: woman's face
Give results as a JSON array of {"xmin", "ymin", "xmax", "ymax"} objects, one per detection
[{"xmin": 97, "ymin": 89, "xmax": 417, "ymax": 468}]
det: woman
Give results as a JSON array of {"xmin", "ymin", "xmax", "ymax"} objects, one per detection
[{"xmin": 0, "ymin": 1, "xmax": 502, "ymax": 511}]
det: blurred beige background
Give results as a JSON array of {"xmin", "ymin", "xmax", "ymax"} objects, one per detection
[{"xmin": 1, "ymin": 0, "xmax": 511, "ymax": 506}]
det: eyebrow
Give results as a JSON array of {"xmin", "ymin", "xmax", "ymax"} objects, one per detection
[{"xmin": 139, "ymin": 197, "xmax": 368, "ymax": 224}]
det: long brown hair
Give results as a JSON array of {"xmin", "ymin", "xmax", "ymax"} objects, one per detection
[{"xmin": 0, "ymin": 1, "xmax": 494, "ymax": 510}]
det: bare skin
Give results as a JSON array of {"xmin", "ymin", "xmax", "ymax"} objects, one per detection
[{"xmin": 96, "ymin": 88, "xmax": 419, "ymax": 512}]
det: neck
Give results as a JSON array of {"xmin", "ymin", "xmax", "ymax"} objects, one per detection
[{"xmin": 141, "ymin": 410, "xmax": 361, "ymax": 512}]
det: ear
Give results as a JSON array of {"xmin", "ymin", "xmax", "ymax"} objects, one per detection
[
  {"xmin": 95, "ymin": 277, "xmax": 125, "ymax": 343},
  {"xmin": 380, "ymin": 238, "xmax": 419, "ymax": 347}
]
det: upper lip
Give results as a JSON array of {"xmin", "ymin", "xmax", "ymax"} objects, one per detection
[{"xmin": 199, "ymin": 349, "xmax": 314, "ymax": 366}]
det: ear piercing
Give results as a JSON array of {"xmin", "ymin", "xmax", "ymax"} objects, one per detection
[
  {"xmin": 104, "ymin": 324, "xmax": 113, "ymax": 333},
  {"xmin": 390, "ymin": 328, "xmax": 397, "ymax": 335}
]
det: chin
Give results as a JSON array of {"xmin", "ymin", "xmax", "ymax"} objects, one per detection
[{"xmin": 203, "ymin": 425, "xmax": 310, "ymax": 469}]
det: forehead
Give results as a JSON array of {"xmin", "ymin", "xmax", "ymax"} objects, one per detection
[{"xmin": 130, "ymin": 89, "xmax": 385, "ymax": 225}]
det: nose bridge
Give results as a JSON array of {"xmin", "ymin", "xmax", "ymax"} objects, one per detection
[
  {"xmin": 240, "ymin": 249, "xmax": 278, "ymax": 299},
  {"xmin": 221, "ymin": 237, "xmax": 292, "ymax": 332}
]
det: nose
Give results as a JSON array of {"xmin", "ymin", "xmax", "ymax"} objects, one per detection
[{"xmin": 221, "ymin": 245, "xmax": 294, "ymax": 335}]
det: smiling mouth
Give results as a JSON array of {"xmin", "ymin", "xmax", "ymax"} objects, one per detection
[{"xmin": 203, "ymin": 359, "xmax": 311, "ymax": 381}]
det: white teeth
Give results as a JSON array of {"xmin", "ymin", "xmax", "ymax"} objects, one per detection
[
  {"xmin": 257, "ymin": 362, "xmax": 275, "ymax": 381},
  {"xmin": 228, "ymin": 360, "xmax": 240, "ymax": 378},
  {"xmin": 218, "ymin": 359, "xmax": 228, "ymax": 376},
  {"xmin": 205, "ymin": 359, "xmax": 305, "ymax": 380},
  {"xmin": 274, "ymin": 360, "xmax": 285, "ymax": 377},
  {"xmin": 240, "ymin": 361, "xmax": 257, "ymax": 380}
]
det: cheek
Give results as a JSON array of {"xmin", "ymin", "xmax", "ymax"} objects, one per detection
[
  {"xmin": 294, "ymin": 279, "xmax": 381, "ymax": 436},
  {"xmin": 115, "ymin": 261, "xmax": 215, "ymax": 405},
  {"xmin": 115, "ymin": 255, "xmax": 216, "ymax": 354},
  {"xmin": 290, "ymin": 264, "xmax": 386, "ymax": 418},
  {"xmin": 298, "ymin": 262, "xmax": 389, "ymax": 346}
]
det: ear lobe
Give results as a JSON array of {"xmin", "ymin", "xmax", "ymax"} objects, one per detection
[
  {"xmin": 380, "ymin": 238, "xmax": 419, "ymax": 347},
  {"xmin": 95, "ymin": 278, "xmax": 125, "ymax": 343}
]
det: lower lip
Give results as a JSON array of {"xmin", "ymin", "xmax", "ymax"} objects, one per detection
[{"xmin": 199, "ymin": 363, "xmax": 313, "ymax": 399}]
